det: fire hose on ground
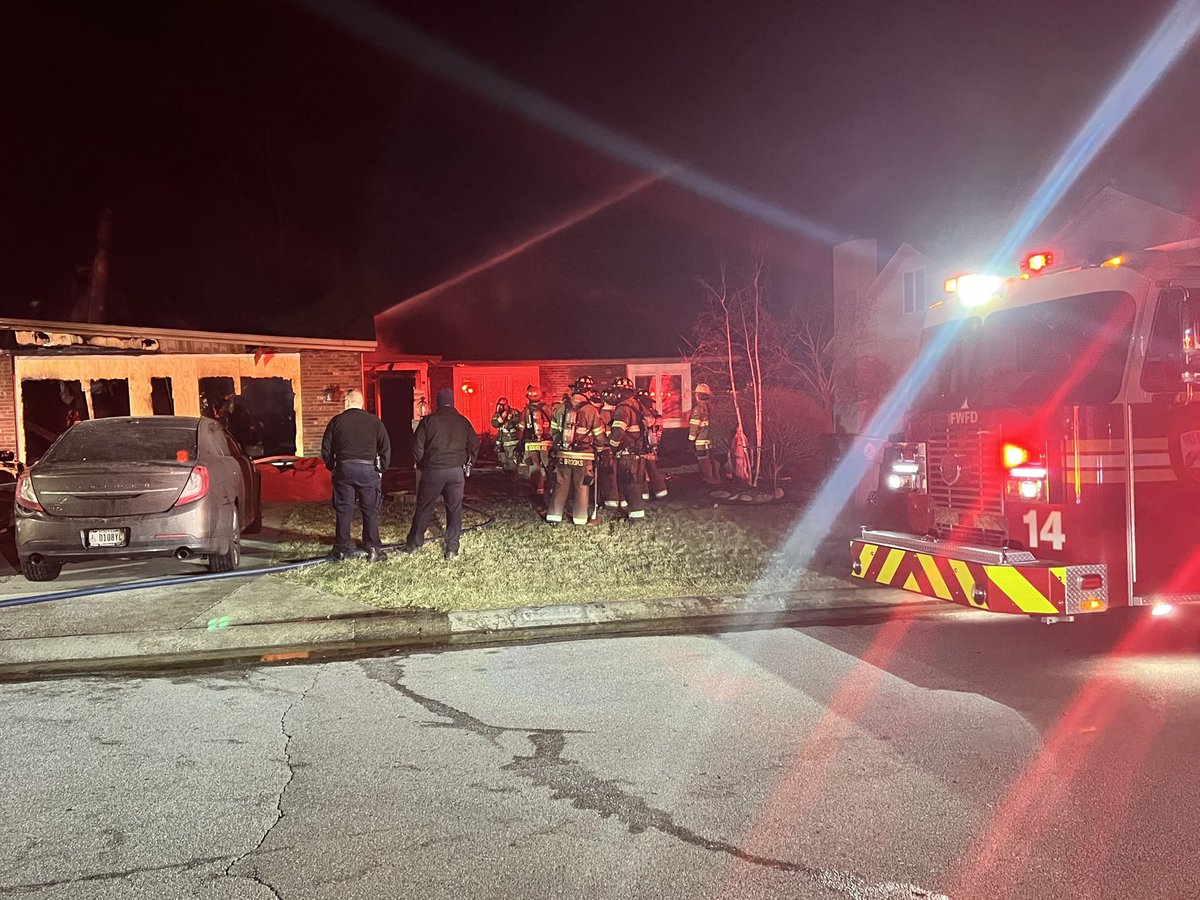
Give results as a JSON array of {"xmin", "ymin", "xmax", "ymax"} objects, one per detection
[{"xmin": 0, "ymin": 501, "xmax": 496, "ymax": 610}]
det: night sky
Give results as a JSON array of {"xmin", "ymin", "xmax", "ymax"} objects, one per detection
[{"xmin": 6, "ymin": 0, "xmax": 1200, "ymax": 356}]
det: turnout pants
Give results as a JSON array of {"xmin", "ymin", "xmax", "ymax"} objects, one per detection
[
  {"xmin": 498, "ymin": 440, "xmax": 520, "ymax": 474},
  {"xmin": 522, "ymin": 447, "xmax": 550, "ymax": 494},
  {"xmin": 643, "ymin": 453, "xmax": 668, "ymax": 499},
  {"xmin": 546, "ymin": 458, "xmax": 592, "ymax": 525},
  {"xmin": 598, "ymin": 450, "xmax": 619, "ymax": 508},
  {"xmin": 617, "ymin": 454, "xmax": 646, "ymax": 519},
  {"xmin": 407, "ymin": 466, "xmax": 466, "ymax": 552},
  {"xmin": 695, "ymin": 443, "xmax": 721, "ymax": 484},
  {"xmin": 333, "ymin": 460, "xmax": 383, "ymax": 552}
]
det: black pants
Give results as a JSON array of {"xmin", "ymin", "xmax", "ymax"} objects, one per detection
[
  {"xmin": 407, "ymin": 466, "xmax": 466, "ymax": 552},
  {"xmin": 333, "ymin": 461, "xmax": 382, "ymax": 552}
]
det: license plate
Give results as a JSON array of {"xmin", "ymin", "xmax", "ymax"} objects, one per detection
[{"xmin": 87, "ymin": 528, "xmax": 127, "ymax": 548}]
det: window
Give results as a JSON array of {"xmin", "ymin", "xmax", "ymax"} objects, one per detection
[
  {"xmin": 625, "ymin": 365, "xmax": 690, "ymax": 426},
  {"xmin": 151, "ymin": 377, "xmax": 175, "ymax": 415},
  {"xmin": 903, "ymin": 268, "xmax": 926, "ymax": 314},
  {"xmin": 1142, "ymin": 288, "xmax": 1189, "ymax": 393}
]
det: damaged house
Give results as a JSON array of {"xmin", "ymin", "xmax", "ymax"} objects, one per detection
[{"xmin": 0, "ymin": 318, "xmax": 373, "ymax": 465}]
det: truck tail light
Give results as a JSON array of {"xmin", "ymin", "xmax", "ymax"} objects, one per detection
[
  {"xmin": 15, "ymin": 472, "xmax": 43, "ymax": 513},
  {"xmin": 1004, "ymin": 442, "xmax": 1048, "ymax": 502},
  {"xmin": 175, "ymin": 465, "xmax": 210, "ymax": 507}
]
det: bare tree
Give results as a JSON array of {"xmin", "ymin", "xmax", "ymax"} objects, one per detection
[{"xmin": 784, "ymin": 319, "xmax": 836, "ymax": 431}]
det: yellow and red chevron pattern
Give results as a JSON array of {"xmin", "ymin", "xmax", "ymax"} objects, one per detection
[{"xmin": 851, "ymin": 539, "xmax": 1066, "ymax": 616}]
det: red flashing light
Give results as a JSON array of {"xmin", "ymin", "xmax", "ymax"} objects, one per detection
[
  {"xmin": 175, "ymin": 465, "xmax": 210, "ymax": 507},
  {"xmin": 1081, "ymin": 574, "xmax": 1104, "ymax": 591},
  {"xmin": 1002, "ymin": 443, "xmax": 1029, "ymax": 469},
  {"xmin": 1021, "ymin": 251, "xmax": 1054, "ymax": 274}
]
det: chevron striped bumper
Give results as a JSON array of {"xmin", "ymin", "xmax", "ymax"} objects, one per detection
[{"xmin": 851, "ymin": 530, "xmax": 1109, "ymax": 617}]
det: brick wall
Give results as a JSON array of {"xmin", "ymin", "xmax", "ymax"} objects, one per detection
[
  {"xmin": 539, "ymin": 363, "xmax": 626, "ymax": 398},
  {"xmin": 299, "ymin": 350, "xmax": 365, "ymax": 456},
  {"xmin": 0, "ymin": 354, "xmax": 15, "ymax": 458},
  {"xmin": 428, "ymin": 365, "xmax": 454, "ymax": 400}
]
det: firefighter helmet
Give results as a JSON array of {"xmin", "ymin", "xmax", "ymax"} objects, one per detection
[
  {"xmin": 600, "ymin": 387, "xmax": 619, "ymax": 405},
  {"xmin": 525, "ymin": 384, "xmax": 541, "ymax": 400},
  {"xmin": 573, "ymin": 375, "xmax": 595, "ymax": 394},
  {"xmin": 613, "ymin": 376, "xmax": 635, "ymax": 391},
  {"xmin": 695, "ymin": 382, "xmax": 712, "ymax": 397}
]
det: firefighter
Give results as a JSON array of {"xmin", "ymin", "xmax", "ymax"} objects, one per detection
[
  {"xmin": 518, "ymin": 385, "xmax": 552, "ymax": 494},
  {"xmin": 490, "ymin": 396, "xmax": 521, "ymax": 476},
  {"xmin": 546, "ymin": 377, "xmax": 605, "ymax": 525},
  {"xmin": 636, "ymin": 387, "xmax": 669, "ymax": 500},
  {"xmin": 608, "ymin": 377, "xmax": 647, "ymax": 521},
  {"xmin": 596, "ymin": 386, "xmax": 620, "ymax": 510},
  {"xmin": 689, "ymin": 382, "xmax": 720, "ymax": 485}
]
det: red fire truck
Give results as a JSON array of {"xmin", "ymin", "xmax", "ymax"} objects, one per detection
[{"xmin": 851, "ymin": 243, "xmax": 1200, "ymax": 621}]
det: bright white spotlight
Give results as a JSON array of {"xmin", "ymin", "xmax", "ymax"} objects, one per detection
[
  {"xmin": 955, "ymin": 274, "xmax": 1004, "ymax": 307},
  {"xmin": 1151, "ymin": 603, "xmax": 1174, "ymax": 617}
]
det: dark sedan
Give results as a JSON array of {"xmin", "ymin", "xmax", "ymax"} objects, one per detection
[{"xmin": 14, "ymin": 416, "xmax": 261, "ymax": 581}]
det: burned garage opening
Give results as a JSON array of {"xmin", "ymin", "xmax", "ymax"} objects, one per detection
[
  {"xmin": 239, "ymin": 376, "xmax": 296, "ymax": 458},
  {"xmin": 22, "ymin": 379, "xmax": 88, "ymax": 462}
]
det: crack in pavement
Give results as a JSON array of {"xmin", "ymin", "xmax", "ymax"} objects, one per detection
[
  {"xmin": 361, "ymin": 661, "xmax": 948, "ymax": 900},
  {"xmin": 0, "ymin": 856, "xmax": 230, "ymax": 895},
  {"xmin": 223, "ymin": 668, "xmax": 320, "ymax": 899}
]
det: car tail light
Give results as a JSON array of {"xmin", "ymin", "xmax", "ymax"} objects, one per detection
[
  {"xmin": 175, "ymin": 465, "xmax": 210, "ymax": 507},
  {"xmin": 15, "ymin": 472, "xmax": 43, "ymax": 512}
]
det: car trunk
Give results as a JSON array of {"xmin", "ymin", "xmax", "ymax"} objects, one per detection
[{"xmin": 32, "ymin": 463, "xmax": 192, "ymax": 517}]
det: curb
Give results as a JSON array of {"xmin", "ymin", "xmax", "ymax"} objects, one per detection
[{"xmin": 0, "ymin": 587, "xmax": 931, "ymax": 678}]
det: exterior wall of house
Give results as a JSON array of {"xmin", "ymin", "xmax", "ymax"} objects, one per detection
[
  {"xmin": 298, "ymin": 350, "xmax": 365, "ymax": 456},
  {"xmin": 831, "ymin": 239, "xmax": 879, "ymax": 433},
  {"xmin": 0, "ymin": 353, "xmax": 16, "ymax": 454}
]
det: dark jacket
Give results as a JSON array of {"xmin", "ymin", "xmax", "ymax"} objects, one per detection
[
  {"xmin": 321, "ymin": 408, "xmax": 391, "ymax": 471},
  {"xmin": 413, "ymin": 406, "xmax": 480, "ymax": 470}
]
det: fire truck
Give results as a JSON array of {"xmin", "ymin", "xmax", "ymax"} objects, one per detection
[{"xmin": 851, "ymin": 242, "xmax": 1200, "ymax": 621}]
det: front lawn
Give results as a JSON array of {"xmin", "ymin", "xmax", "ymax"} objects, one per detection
[{"xmin": 275, "ymin": 481, "xmax": 845, "ymax": 612}]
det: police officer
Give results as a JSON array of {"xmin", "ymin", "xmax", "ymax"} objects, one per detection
[
  {"xmin": 636, "ymin": 387, "xmax": 669, "ymax": 500},
  {"xmin": 689, "ymin": 382, "xmax": 720, "ymax": 484},
  {"xmin": 608, "ymin": 377, "xmax": 647, "ymax": 521},
  {"xmin": 321, "ymin": 388, "xmax": 391, "ymax": 562},
  {"xmin": 519, "ymin": 385, "xmax": 552, "ymax": 495},
  {"xmin": 490, "ymin": 396, "xmax": 521, "ymax": 476},
  {"xmin": 546, "ymin": 377, "xmax": 605, "ymax": 525},
  {"xmin": 403, "ymin": 387, "xmax": 479, "ymax": 561}
]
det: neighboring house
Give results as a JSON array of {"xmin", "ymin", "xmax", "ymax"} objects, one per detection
[
  {"xmin": 831, "ymin": 240, "xmax": 941, "ymax": 435},
  {"xmin": 830, "ymin": 188, "xmax": 1200, "ymax": 436},
  {"xmin": 0, "ymin": 318, "xmax": 373, "ymax": 465}
]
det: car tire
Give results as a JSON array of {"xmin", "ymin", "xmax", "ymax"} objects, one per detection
[
  {"xmin": 207, "ymin": 507, "xmax": 241, "ymax": 573},
  {"xmin": 21, "ymin": 557, "xmax": 63, "ymax": 582}
]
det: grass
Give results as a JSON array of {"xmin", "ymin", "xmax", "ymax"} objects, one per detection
[{"xmin": 275, "ymin": 479, "xmax": 847, "ymax": 612}]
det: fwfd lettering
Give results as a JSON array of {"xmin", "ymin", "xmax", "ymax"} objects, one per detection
[{"xmin": 948, "ymin": 410, "xmax": 979, "ymax": 426}]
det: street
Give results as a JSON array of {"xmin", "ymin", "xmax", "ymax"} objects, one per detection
[{"xmin": 4, "ymin": 605, "xmax": 1200, "ymax": 900}]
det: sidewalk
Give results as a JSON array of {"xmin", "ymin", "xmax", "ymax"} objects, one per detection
[{"xmin": 0, "ymin": 498, "xmax": 932, "ymax": 678}]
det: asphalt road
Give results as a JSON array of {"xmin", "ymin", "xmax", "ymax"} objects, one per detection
[{"xmin": 3, "ymin": 604, "xmax": 1199, "ymax": 899}]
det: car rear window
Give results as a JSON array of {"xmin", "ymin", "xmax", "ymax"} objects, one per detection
[{"xmin": 43, "ymin": 422, "xmax": 199, "ymax": 464}]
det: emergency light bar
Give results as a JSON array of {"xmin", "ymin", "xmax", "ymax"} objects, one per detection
[{"xmin": 1020, "ymin": 250, "xmax": 1054, "ymax": 274}]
